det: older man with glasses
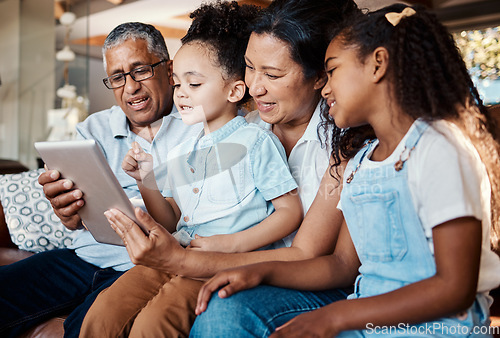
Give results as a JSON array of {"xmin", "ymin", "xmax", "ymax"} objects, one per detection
[{"xmin": 0, "ymin": 22, "xmax": 200, "ymax": 338}]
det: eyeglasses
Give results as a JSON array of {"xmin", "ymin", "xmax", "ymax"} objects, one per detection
[{"xmin": 102, "ymin": 59, "xmax": 167, "ymax": 89}]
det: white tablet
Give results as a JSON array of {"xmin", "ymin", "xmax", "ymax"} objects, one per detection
[{"xmin": 34, "ymin": 139, "xmax": 147, "ymax": 246}]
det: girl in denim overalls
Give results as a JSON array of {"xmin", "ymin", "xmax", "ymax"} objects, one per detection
[{"xmin": 194, "ymin": 4, "xmax": 500, "ymax": 337}]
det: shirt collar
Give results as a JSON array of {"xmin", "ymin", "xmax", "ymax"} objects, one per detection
[
  {"xmin": 196, "ymin": 114, "xmax": 247, "ymax": 148},
  {"xmin": 299, "ymin": 101, "xmax": 322, "ymax": 144},
  {"xmin": 246, "ymin": 101, "xmax": 323, "ymax": 145},
  {"xmin": 110, "ymin": 106, "xmax": 128, "ymax": 138},
  {"xmin": 110, "ymin": 104, "xmax": 180, "ymax": 139}
]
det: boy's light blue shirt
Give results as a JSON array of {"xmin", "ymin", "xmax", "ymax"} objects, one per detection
[
  {"xmin": 164, "ymin": 115, "xmax": 298, "ymax": 246},
  {"xmin": 70, "ymin": 105, "xmax": 201, "ymax": 271},
  {"xmin": 246, "ymin": 103, "xmax": 331, "ymax": 246}
]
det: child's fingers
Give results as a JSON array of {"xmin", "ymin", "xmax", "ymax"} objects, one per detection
[
  {"xmin": 130, "ymin": 142, "xmax": 146, "ymax": 160},
  {"xmin": 131, "ymin": 142, "xmax": 147, "ymax": 158},
  {"xmin": 126, "ymin": 144, "xmax": 153, "ymax": 175},
  {"xmin": 122, "ymin": 146, "xmax": 139, "ymax": 168},
  {"xmin": 122, "ymin": 154, "xmax": 139, "ymax": 171},
  {"xmin": 186, "ymin": 243, "xmax": 206, "ymax": 251},
  {"xmin": 126, "ymin": 146, "xmax": 137, "ymax": 158},
  {"xmin": 131, "ymin": 141, "xmax": 142, "ymax": 152},
  {"xmin": 188, "ymin": 239, "xmax": 199, "ymax": 249},
  {"xmin": 134, "ymin": 151, "xmax": 151, "ymax": 163},
  {"xmin": 189, "ymin": 236, "xmax": 204, "ymax": 247}
]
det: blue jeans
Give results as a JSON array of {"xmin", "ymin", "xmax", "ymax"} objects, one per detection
[
  {"xmin": 190, "ymin": 285, "xmax": 349, "ymax": 337},
  {"xmin": 0, "ymin": 248, "xmax": 124, "ymax": 338}
]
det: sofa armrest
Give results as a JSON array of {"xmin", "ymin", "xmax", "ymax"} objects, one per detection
[
  {"xmin": 0, "ymin": 201, "xmax": 17, "ymax": 249},
  {"xmin": 0, "ymin": 247, "xmax": 34, "ymax": 266},
  {"xmin": 0, "ymin": 159, "xmax": 29, "ymax": 175},
  {"xmin": 0, "ymin": 158, "xmax": 29, "ymax": 249},
  {"xmin": 18, "ymin": 317, "xmax": 65, "ymax": 338}
]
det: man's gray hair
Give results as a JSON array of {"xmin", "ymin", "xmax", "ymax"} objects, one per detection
[{"xmin": 102, "ymin": 22, "xmax": 170, "ymax": 72}]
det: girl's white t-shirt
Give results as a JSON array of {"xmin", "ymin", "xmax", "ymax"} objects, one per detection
[{"xmin": 340, "ymin": 120, "xmax": 500, "ymax": 293}]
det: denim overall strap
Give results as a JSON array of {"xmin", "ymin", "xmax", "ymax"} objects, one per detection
[
  {"xmin": 344, "ymin": 140, "xmax": 376, "ymax": 185},
  {"xmin": 341, "ymin": 120, "xmax": 435, "ymax": 299}
]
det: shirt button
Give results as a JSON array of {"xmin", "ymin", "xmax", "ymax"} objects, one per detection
[
  {"xmin": 190, "ymin": 168, "xmax": 195, "ymax": 173},
  {"xmin": 183, "ymin": 216, "xmax": 189, "ymax": 222},
  {"xmin": 193, "ymin": 188, "xmax": 199, "ymax": 194}
]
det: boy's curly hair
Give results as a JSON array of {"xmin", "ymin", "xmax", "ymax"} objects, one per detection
[{"xmin": 181, "ymin": 1, "xmax": 260, "ymax": 105}]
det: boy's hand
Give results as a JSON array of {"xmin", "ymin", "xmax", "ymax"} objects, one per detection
[
  {"xmin": 122, "ymin": 142, "xmax": 154, "ymax": 182},
  {"xmin": 189, "ymin": 234, "xmax": 237, "ymax": 253}
]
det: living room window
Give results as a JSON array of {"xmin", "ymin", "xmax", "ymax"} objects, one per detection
[{"xmin": 453, "ymin": 25, "xmax": 500, "ymax": 105}]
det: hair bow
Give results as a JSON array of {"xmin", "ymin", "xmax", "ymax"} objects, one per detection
[{"xmin": 385, "ymin": 7, "xmax": 416, "ymax": 26}]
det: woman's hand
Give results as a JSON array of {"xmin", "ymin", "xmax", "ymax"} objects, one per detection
[
  {"xmin": 189, "ymin": 234, "xmax": 237, "ymax": 253},
  {"xmin": 104, "ymin": 207, "xmax": 184, "ymax": 270},
  {"xmin": 122, "ymin": 142, "xmax": 154, "ymax": 182},
  {"xmin": 195, "ymin": 263, "xmax": 270, "ymax": 315}
]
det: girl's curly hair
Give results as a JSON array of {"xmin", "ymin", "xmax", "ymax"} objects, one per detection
[{"xmin": 328, "ymin": 4, "xmax": 500, "ymax": 252}]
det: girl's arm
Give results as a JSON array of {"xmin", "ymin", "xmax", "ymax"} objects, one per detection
[
  {"xmin": 269, "ymin": 216, "xmax": 482, "ymax": 337},
  {"xmin": 121, "ymin": 142, "xmax": 179, "ymax": 233},
  {"xmin": 196, "ymin": 220, "xmax": 360, "ymax": 314},
  {"xmin": 189, "ymin": 190, "xmax": 303, "ymax": 253}
]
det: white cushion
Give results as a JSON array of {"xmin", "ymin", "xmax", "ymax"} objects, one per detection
[{"xmin": 0, "ymin": 169, "xmax": 77, "ymax": 252}]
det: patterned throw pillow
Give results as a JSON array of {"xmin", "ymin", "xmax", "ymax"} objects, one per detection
[{"xmin": 0, "ymin": 169, "xmax": 77, "ymax": 252}]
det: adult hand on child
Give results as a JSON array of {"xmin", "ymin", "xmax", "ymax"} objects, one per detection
[
  {"xmin": 39, "ymin": 168, "xmax": 84, "ymax": 230},
  {"xmin": 122, "ymin": 141, "xmax": 154, "ymax": 183},
  {"xmin": 104, "ymin": 207, "xmax": 184, "ymax": 269}
]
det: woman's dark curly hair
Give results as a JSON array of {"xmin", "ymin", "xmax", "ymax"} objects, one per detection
[
  {"xmin": 181, "ymin": 1, "xmax": 260, "ymax": 105},
  {"xmin": 328, "ymin": 4, "xmax": 500, "ymax": 251}
]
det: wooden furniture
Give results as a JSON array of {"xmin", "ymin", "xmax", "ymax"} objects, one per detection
[{"xmin": 0, "ymin": 159, "xmax": 28, "ymax": 175}]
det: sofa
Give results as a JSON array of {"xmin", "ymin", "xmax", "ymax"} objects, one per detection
[
  {"xmin": 0, "ymin": 237, "xmax": 65, "ymax": 338},
  {"xmin": 0, "ymin": 166, "xmax": 69, "ymax": 337}
]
